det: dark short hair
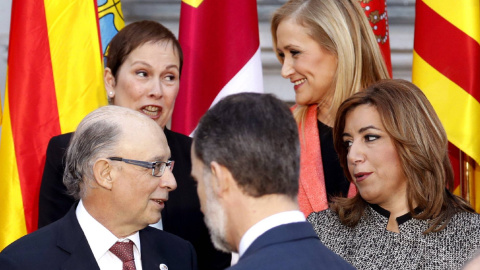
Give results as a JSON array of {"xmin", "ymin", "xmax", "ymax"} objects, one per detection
[
  {"xmin": 106, "ymin": 20, "xmax": 183, "ymax": 78},
  {"xmin": 193, "ymin": 93, "xmax": 300, "ymax": 199}
]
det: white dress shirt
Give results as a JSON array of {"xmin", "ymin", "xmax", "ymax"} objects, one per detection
[
  {"xmin": 238, "ymin": 210, "xmax": 306, "ymax": 257},
  {"xmin": 149, "ymin": 219, "xmax": 163, "ymax": 230},
  {"xmin": 76, "ymin": 200, "xmax": 143, "ymax": 270}
]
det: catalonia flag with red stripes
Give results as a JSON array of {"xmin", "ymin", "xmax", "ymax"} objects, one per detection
[
  {"xmin": 0, "ymin": 0, "xmax": 123, "ymax": 250},
  {"xmin": 412, "ymin": 1, "xmax": 480, "ymax": 208},
  {"xmin": 171, "ymin": 0, "xmax": 263, "ymax": 135}
]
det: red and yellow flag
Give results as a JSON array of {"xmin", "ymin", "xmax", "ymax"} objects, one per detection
[
  {"xmin": 412, "ymin": 0, "xmax": 480, "ymax": 210},
  {"xmin": 171, "ymin": 0, "xmax": 263, "ymax": 135},
  {"xmin": 0, "ymin": 0, "xmax": 123, "ymax": 250}
]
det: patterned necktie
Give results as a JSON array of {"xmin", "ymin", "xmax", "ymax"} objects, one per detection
[{"xmin": 109, "ymin": 240, "xmax": 137, "ymax": 270}]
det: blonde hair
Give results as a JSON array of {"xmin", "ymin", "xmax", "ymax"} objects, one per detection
[
  {"xmin": 332, "ymin": 79, "xmax": 475, "ymax": 233},
  {"xmin": 271, "ymin": 0, "xmax": 390, "ymax": 124}
]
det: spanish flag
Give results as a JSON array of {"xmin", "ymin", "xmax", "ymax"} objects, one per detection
[
  {"xmin": 0, "ymin": 0, "xmax": 123, "ymax": 250},
  {"xmin": 412, "ymin": 1, "xmax": 480, "ymax": 210},
  {"xmin": 171, "ymin": 0, "xmax": 263, "ymax": 135}
]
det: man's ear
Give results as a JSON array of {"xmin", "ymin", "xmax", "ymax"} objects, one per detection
[
  {"xmin": 93, "ymin": 159, "xmax": 114, "ymax": 190},
  {"xmin": 210, "ymin": 161, "xmax": 234, "ymax": 197},
  {"xmin": 104, "ymin": 68, "xmax": 115, "ymax": 98}
]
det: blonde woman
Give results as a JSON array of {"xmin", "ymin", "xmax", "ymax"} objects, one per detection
[{"xmin": 271, "ymin": 0, "xmax": 390, "ymax": 217}]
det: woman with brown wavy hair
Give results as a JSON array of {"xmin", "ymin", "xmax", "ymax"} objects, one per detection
[{"xmin": 308, "ymin": 79, "xmax": 480, "ymax": 269}]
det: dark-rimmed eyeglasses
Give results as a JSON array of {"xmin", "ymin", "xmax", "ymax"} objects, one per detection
[{"xmin": 108, "ymin": 157, "xmax": 174, "ymax": 177}]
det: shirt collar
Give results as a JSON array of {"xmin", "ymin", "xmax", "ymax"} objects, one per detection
[
  {"xmin": 238, "ymin": 210, "xmax": 305, "ymax": 257},
  {"xmin": 76, "ymin": 200, "xmax": 141, "ymax": 260}
]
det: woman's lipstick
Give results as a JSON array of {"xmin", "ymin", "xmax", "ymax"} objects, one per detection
[{"xmin": 354, "ymin": 172, "xmax": 372, "ymax": 183}]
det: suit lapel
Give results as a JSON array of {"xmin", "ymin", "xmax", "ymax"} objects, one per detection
[
  {"xmin": 60, "ymin": 247, "xmax": 101, "ymax": 270},
  {"xmin": 140, "ymin": 228, "xmax": 169, "ymax": 270},
  {"xmin": 57, "ymin": 204, "xmax": 100, "ymax": 270}
]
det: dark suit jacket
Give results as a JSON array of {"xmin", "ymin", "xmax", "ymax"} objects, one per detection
[
  {"xmin": 38, "ymin": 129, "xmax": 231, "ymax": 270},
  {"xmin": 0, "ymin": 204, "xmax": 197, "ymax": 270},
  {"xmin": 228, "ymin": 222, "xmax": 355, "ymax": 270}
]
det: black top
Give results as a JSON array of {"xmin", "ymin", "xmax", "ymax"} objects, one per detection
[
  {"xmin": 317, "ymin": 120, "xmax": 350, "ymax": 200},
  {"xmin": 370, "ymin": 203, "xmax": 423, "ymax": 226},
  {"xmin": 38, "ymin": 129, "xmax": 231, "ymax": 270}
]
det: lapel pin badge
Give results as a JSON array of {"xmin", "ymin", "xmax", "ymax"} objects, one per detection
[{"xmin": 159, "ymin": 263, "xmax": 168, "ymax": 270}]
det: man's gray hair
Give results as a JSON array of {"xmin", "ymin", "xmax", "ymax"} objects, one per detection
[{"xmin": 63, "ymin": 105, "xmax": 148, "ymax": 199}]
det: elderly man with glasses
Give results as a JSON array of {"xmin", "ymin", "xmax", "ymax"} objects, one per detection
[{"xmin": 0, "ymin": 105, "xmax": 197, "ymax": 270}]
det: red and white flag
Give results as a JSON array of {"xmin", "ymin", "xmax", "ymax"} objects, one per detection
[
  {"xmin": 357, "ymin": 0, "xmax": 392, "ymax": 76},
  {"xmin": 172, "ymin": 0, "xmax": 263, "ymax": 135}
]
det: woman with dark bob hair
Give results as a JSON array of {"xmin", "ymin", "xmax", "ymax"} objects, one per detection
[{"xmin": 308, "ymin": 79, "xmax": 480, "ymax": 269}]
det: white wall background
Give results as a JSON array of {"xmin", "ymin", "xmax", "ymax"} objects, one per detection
[{"xmin": 0, "ymin": 0, "xmax": 12, "ymax": 117}]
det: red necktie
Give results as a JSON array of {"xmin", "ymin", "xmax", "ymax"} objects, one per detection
[{"xmin": 110, "ymin": 240, "xmax": 137, "ymax": 270}]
